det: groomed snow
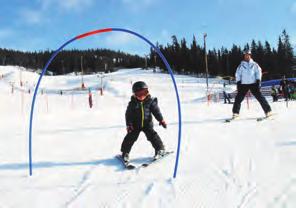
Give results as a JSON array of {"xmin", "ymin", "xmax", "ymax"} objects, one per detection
[{"xmin": 0, "ymin": 66, "xmax": 295, "ymax": 208}]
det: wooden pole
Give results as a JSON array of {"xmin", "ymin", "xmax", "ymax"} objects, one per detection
[{"xmin": 203, "ymin": 33, "xmax": 209, "ymax": 92}]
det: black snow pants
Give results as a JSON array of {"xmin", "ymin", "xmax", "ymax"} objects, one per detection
[
  {"xmin": 232, "ymin": 83, "xmax": 271, "ymax": 114},
  {"xmin": 121, "ymin": 127, "xmax": 164, "ymax": 154}
]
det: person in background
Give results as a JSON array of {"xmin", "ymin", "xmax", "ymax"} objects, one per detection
[
  {"xmin": 223, "ymin": 82, "xmax": 231, "ymax": 104},
  {"xmin": 231, "ymin": 50, "xmax": 272, "ymax": 119},
  {"xmin": 280, "ymin": 75, "xmax": 289, "ymax": 101},
  {"xmin": 287, "ymin": 83, "xmax": 295, "ymax": 100},
  {"xmin": 271, "ymin": 85, "xmax": 278, "ymax": 102}
]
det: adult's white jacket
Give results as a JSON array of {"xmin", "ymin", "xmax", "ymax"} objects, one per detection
[{"xmin": 235, "ymin": 59, "xmax": 262, "ymax": 84}]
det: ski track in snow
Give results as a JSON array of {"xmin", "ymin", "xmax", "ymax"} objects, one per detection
[
  {"xmin": 267, "ymin": 178, "xmax": 296, "ymax": 208},
  {"xmin": 63, "ymin": 165, "xmax": 96, "ymax": 207}
]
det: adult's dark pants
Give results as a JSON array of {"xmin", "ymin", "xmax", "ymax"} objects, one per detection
[
  {"xmin": 121, "ymin": 127, "xmax": 164, "ymax": 154},
  {"xmin": 232, "ymin": 83, "xmax": 271, "ymax": 114}
]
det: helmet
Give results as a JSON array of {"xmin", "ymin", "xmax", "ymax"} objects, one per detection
[{"xmin": 132, "ymin": 81, "xmax": 148, "ymax": 93}]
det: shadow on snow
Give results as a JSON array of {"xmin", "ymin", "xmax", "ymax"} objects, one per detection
[{"xmin": 0, "ymin": 156, "xmax": 153, "ymax": 172}]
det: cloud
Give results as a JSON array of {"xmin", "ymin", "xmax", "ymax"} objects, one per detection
[
  {"xmin": 39, "ymin": 0, "xmax": 94, "ymax": 12},
  {"xmin": 14, "ymin": 38, "xmax": 46, "ymax": 52},
  {"xmin": 121, "ymin": 0, "xmax": 156, "ymax": 12},
  {"xmin": 217, "ymin": 0, "xmax": 226, "ymax": 4},
  {"xmin": 20, "ymin": 9, "xmax": 44, "ymax": 25},
  {"xmin": 101, "ymin": 32, "xmax": 149, "ymax": 55},
  {"xmin": 291, "ymin": 2, "xmax": 296, "ymax": 14},
  {"xmin": 105, "ymin": 33, "xmax": 136, "ymax": 46},
  {"xmin": 57, "ymin": 0, "xmax": 94, "ymax": 11},
  {"xmin": 19, "ymin": 0, "xmax": 94, "ymax": 25},
  {"xmin": 158, "ymin": 29, "xmax": 170, "ymax": 43},
  {"xmin": 0, "ymin": 29, "xmax": 14, "ymax": 39},
  {"xmin": 161, "ymin": 29, "xmax": 169, "ymax": 38},
  {"xmin": 0, "ymin": 34, "xmax": 46, "ymax": 51}
]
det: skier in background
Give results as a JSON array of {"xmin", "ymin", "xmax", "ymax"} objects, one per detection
[
  {"xmin": 120, "ymin": 81, "xmax": 167, "ymax": 162},
  {"xmin": 231, "ymin": 50, "xmax": 272, "ymax": 119},
  {"xmin": 287, "ymin": 83, "xmax": 295, "ymax": 100},
  {"xmin": 271, "ymin": 85, "xmax": 278, "ymax": 102},
  {"xmin": 290, "ymin": 82, "xmax": 296, "ymax": 100},
  {"xmin": 280, "ymin": 75, "xmax": 289, "ymax": 101},
  {"xmin": 223, "ymin": 82, "xmax": 231, "ymax": 104}
]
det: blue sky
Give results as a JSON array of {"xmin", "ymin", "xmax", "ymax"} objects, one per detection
[{"xmin": 0, "ymin": 0, "xmax": 296, "ymax": 55}]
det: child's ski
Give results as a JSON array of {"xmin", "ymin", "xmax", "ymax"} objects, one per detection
[
  {"xmin": 141, "ymin": 151, "xmax": 174, "ymax": 168},
  {"xmin": 225, "ymin": 118, "xmax": 233, "ymax": 123},
  {"xmin": 224, "ymin": 117, "xmax": 239, "ymax": 123},
  {"xmin": 115, "ymin": 155, "xmax": 136, "ymax": 170}
]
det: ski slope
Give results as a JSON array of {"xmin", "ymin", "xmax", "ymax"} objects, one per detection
[{"xmin": 0, "ymin": 66, "xmax": 295, "ymax": 208}]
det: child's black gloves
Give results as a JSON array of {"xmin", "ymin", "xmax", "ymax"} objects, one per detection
[
  {"xmin": 159, "ymin": 120, "xmax": 167, "ymax": 129},
  {"xmin": 126, "ymin": 124, "xmax": 134, "ymax": 133}
]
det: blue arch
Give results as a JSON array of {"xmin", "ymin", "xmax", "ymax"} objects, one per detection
[{"xmin": 28, "ymin": 28, "xmax": 182, "ymax": 178}]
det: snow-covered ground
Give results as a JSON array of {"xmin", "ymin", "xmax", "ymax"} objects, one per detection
[{"xmin": 0, "ymin": 66, "xmax": 295, "ymax": 208}]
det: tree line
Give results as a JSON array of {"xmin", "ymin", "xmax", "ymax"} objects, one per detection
[
  {"xmin": 148, "ymin": 30, "xmax": 295, "ymax": 80},
  {"xmin": 0, "ymin": 30, "xmax": 295, "ymax": 79},
  {"xmin": 0, "ymin": 48, "xmax": 145, "ymax": 75}
]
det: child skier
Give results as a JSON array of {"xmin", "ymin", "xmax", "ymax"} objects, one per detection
[{"xmin": 120, "ymin": 81, "xmax": 167, "ymax": 162}]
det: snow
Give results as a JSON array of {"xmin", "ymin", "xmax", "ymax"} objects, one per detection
[{"xmin": 0, "ymin": 66, "xmax": 295, "ymax": 208}]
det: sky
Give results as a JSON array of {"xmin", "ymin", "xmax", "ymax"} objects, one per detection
[{"xmin": 0, "ymin": 0, "xmax": 296, "ymax": 56}]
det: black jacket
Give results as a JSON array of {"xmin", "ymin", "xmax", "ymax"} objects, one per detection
[{"xmin": 125, "ymin": 95, "xmax": 164, "ymax": 129}]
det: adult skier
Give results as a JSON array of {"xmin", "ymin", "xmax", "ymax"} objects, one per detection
[
  {"xmin": 231, "ymin": 50, "xmax": 272, "ymax": 119},
  {"xmin": 120, "ymin": 81, "xmax": 167, "ymax": 162}
]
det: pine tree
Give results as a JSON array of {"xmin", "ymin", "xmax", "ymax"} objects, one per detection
[
  {"xmin": 229, "ymin": 44, "xmax": 242, "ymax": 76},
  {"xmin": 171, "ymin": 35, "xmax": 181, "ymax": 72},
  {"xmin": 263, "ymin": 41, "xmax": 275, "ymax": 79},
  {"xmin": 281, "ymin": 30, "xmax": 294, "ymax": 76},
  {"xmin": 256, "ymin": 41, "xmax": 264, "ymax": 69},
  {"xmin": 189, "ymin": 35, "xmax": 198, "ymax": 74},
  {"xmin": 189, "ymin": 35, "xmax": 204, "ymax": 75},
  {"xmin": 180, "ymin": 38, "xmax": 190, "ymax": 73},
  {"xmin": 251, "ymin": 40, "xmax": 257, "ymax": 59}
]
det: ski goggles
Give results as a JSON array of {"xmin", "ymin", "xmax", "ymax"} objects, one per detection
[{"xmin": 134, "ymin": 89, "xmax": 149, "ymax": 98}]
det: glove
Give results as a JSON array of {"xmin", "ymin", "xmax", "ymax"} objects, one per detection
[
  {"xmin": 159, "ymin": 120, "xmax": 167, "ymax": 129},
  {"xmin": 126, "ymin": 124, "xmax": 134, "ymax": 133},
  {"xmin": 237, "ymin": 81, "xmax": 241, "ymax": 91},
  {"xmin": 256, "ymin": 79, "xmax": 261, "ymax": 88}
]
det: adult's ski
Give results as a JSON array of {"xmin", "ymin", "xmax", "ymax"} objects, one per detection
[
  {"xmin": 257, "ymin": 113, "xmax": 276, "ymax": 122},
  {"xmin": 256, "ymin": 116, "xmax": 273, "ymax": 122},
  {"xmin": 225, "ymin": 115, "xmax": 275, "ymax": 122}
]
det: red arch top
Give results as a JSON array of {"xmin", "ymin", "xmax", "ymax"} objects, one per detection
[{"xmin": 76, "ymin": 28, "xmax": 113, "ymax": 39}]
